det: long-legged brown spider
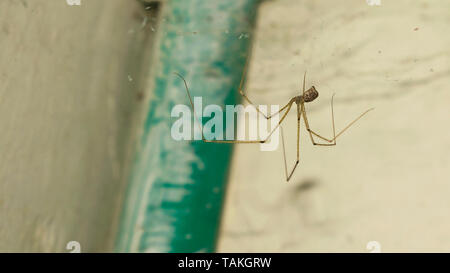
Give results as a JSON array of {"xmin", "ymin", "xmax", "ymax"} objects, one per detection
[{"xmin": 174, "ymin": 59, "xmax": 373, "ymax": 182}]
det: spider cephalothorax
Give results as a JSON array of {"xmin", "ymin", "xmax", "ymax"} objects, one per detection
[{"xmin": 303, "ymin": 86, "xmax": 319, "ymax": 102}]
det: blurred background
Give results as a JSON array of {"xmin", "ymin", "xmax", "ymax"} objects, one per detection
[{"xmin": 1, "ymin": 0, "xmax": 449, "ymax": 252}]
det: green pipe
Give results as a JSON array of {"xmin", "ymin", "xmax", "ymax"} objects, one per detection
[{"xmin": 116, "ymin": 0, "xmax": 259, "ymax": 252}]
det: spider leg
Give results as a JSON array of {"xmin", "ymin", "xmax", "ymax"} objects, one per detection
[
  {"xmin": 239, "ymin": 90, "xmax": 292, "ymax": 120},
  {"xmin": 238, "ymin": 56, "xmax": 292, "ymax": 120},
  {"xmin": 281, "ymin": 104, "xmax": 302, "ymax": 182},
  {"xmin": 203, "ymin": 100, "xmax": 294, "ymax": 143},
  {"xmin": 303, "ymin": 94, "xmax": 373, "ymax": 146},
  {"xmin": 174, "ymin": 64, "xmax": 295, "ymax": 144}
]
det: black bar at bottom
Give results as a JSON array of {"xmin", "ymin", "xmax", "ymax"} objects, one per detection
[{"xmin": 0, "ymin": 253, "xmax": 440, "ymax": 272}]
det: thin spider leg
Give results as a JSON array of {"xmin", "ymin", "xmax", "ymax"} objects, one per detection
[
  {"xmin": 303, "ymin": 94, "xmax": 374, "ymax": 145},
  {"xmin": 260, "ymin": 100, "xmax": 294, "ymax": 142},
  {"xmin": 239, "ymin": 90, "xmax": 292, "ymax": 120},
  {"xmin": 281, "ymin": 126, "xmax": 289, "ymax": 180},
  {"xmin": 307, "ymin": 108, "xmax": 374, "ymax": 143},
  {"xmin": 203, "ymin": 139, "xmax": 262, "ymax": 143},
  {"xmin": 280, "ymin": 105, "xmax": 302, "ymax": 182},
  {"xmin": 269, "ymin": 101, "xmax": 292, "ymax": 118},
  {"xmin": 301, "ymin": 70, "xmax": 335, "ymax": 145},
  {"xmin": 303, "ymin": 107, "xmax": 336, "ymax": 146},
  {"xmin": 329, "ymin": 107, "xmax": 374, "ymax": 140},
  {"xmin": 174, "ymin": 72, "xmax": 295, "ymax": 144},
  {"xmin": 174, "ymin": 72, "xmax": 204, "ymax": 135},
  {"xmin": 238, "ymin": 56, "xmax": 291, "ymax": 120},
  {"xmin": 303, "ymin": 71, "xmax": 306, "ymax": 95},
  {"xmin": 303, "ymin": 94, "xmax": 336, "ymax": 146},
  {"xmin": 296, "ymin": 104, "xmax": 301, "ymax": 160},
  {"xmin": 205, "ymin": 100, "xmax": 294, "ymax": 143}
]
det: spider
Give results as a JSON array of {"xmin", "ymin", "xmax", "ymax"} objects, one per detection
[{"xmin": 174, "ymin": 59, "xmax": 373, "ymax": 182}]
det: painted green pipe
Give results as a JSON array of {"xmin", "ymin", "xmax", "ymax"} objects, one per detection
[{"xmin": 116, "ymin": 0, "xmax": 259, "ymax": 252}]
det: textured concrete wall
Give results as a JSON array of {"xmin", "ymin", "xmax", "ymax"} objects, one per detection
[
  {"xmin": 218, "ymin": 0, "xmax": 450, "ymax": 252},
  {"xmin": 0, "ymin": 0, "xmax": 156, "ymax": 252}
]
